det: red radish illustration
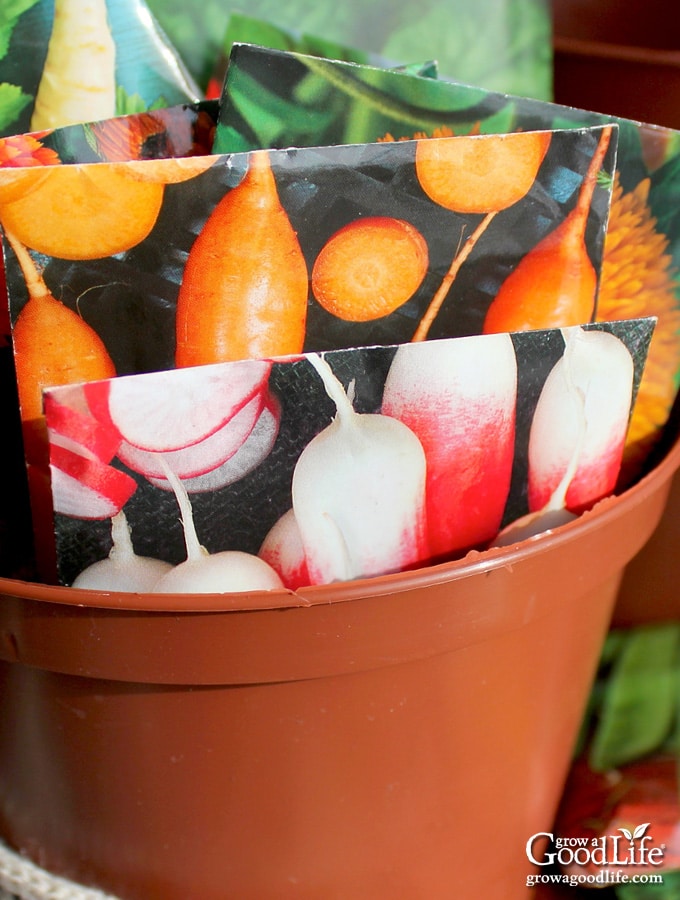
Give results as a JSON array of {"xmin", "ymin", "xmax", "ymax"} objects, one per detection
[
  {"xmin": 85, "ymin": 360, "xmax": 271, "ymax": 452},
  {"xmin": 291, "ymin": 353, "xmax": 427, "ymax": 585},
  {"xmin": 71, "ymin": 510, "xmax": 172, "ymax": 591},
  {"xmin": 527, "ymin": 326, "xmax": 635, "ymax": 515},
  {"xmin": 382, "ymin": 334, "xmax": 517, "ymax": 559},
  {"xmin": 45, "ymin": 389, "xmax": 122, "ymax": 463},
  {"xmin": 259, "ymin": 508, "xmax": 311, "ymax": 591},
  {"xmin": 147, "ymin": 392, "xmax": 280, "ymax": 493},
  {"xmin": 151, "ymin": 458, "xmax": 284, "ymax": 593},
  {"xmin": 84, "ymin": 359, "xmax": 273, "ymax": 484},
  {"xmin": 49, "ymin": 443, "xmax": 137, "ymax": 520},
  {"xmin": 116, "ymin": 393, "xmax": 263, "ymax": 481}
]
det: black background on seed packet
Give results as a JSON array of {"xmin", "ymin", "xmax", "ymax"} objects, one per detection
[
  {"xmin": 51, "ymin": 318, "xmax": 653, "ymax": 587},
  {"xmin": 5, "ymin": 126, "xmax": 614, "ymax": 366}
]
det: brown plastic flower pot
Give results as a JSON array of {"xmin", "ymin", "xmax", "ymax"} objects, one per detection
[
  {"xmin": 552, "ymin": 0, "xmax": 680, "ymax": 129},
  {"xmin": 0, "ymin": 436, "xmax": 679, "ymax": 900}
]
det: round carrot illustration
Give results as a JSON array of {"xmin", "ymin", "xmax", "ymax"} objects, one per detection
[
  {"xmin": 415, "ymin": 130, "xmax": 551, "ymax": 214},
  {"xmin": 311, "ymin": 216, "xmax": 428, "ymax": 321},
  {"xmin": 0, "ymin": 164, "xmax": 165, "ymax": 259}
]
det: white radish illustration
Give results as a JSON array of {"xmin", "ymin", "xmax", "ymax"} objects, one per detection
[
  {"xmin": 146, "ymin": 393, "xmax": 281, "ymax": 493},
  {"xmin": 71, "ymin": 510, "xmax": 172, "ymax": 590},
  {"xmin": 527, "ymin": 326, "xmax": 635, "ymax": 515},
  {"xmin": 495, "ymin": 325, "xmax": 636, "ymax": 546},
  {"xmin": 291, "ymin": 353, "xmax": 428, "ymax": 585},
  {"xmin": 151, "ymin": 457, "xmax": 284, "ymax": 593},
  {"xmin": 85, "ymin": 360, "xmax": 272, "ymax": 487}
]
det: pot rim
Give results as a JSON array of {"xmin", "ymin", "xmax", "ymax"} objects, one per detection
[{"xmin": 2, "ymin": 434, "xmax": 680, "ymax": 614}]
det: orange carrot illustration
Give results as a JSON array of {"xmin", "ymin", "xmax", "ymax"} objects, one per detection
[
  {"xmin": 7, "ymin": 232, "xmax": 115, "ymax": 465},
  {"xmin": 483, "ymin": 125, "xmax": 614, "ymax": 333},
  {"xmin": 412, "ymin": 130, "xmax": 551, "ymax": 341},
  {"xmin": 175, "ymin": 150, "xmax": 308, "ymax": 366}
]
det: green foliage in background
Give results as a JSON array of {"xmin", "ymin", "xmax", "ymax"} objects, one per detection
[
  {"xmin": 616, "ymin": 869, "xmax": 680, "ymax": 899},
  {"xmin": 586, "ymin": 623, "xmax": 680, "ymax": 772},
  {"xmin": 145, "ymin": 0, "xmax": 552, "ymax": 100}
]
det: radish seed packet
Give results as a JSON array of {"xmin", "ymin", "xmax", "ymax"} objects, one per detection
[{"xmin": 44, "ymin": 318, "xmax": 655, "ymax": 594}]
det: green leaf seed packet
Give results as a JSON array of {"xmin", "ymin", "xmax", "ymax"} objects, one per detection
[{"xmin": 206, "ymin": 11, "xmax": 439, "ymax": 103}]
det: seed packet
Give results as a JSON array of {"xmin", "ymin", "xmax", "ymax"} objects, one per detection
[
  {"xmin": 215, "ymin": 43, "xmax": 680, "ymax": 475},
  {"xmin": 0, "ymin": 124, "xmax": 615, "ymax": 580},
  {"xmin": 0, "ymin": 0, "xmax": 201, "ymax": 139},
  {"xmin": 44, "ymin": 317, "xmax": 655, "ymax": 594},
  {"xmin": 0, "ymin": 98, "xmax": 218, "ymax": 353}
]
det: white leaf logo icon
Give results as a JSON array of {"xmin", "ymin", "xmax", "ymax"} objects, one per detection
[{"xmin": 618, "ymin": 824, "xmax": 650, "ymax": 842}]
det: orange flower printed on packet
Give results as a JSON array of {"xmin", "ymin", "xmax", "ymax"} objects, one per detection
[{"xmin": 0, "ymin": 135, "xmax": 60, "ymax": 168}]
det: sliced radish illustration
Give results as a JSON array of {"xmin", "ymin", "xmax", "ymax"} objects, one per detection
[
  {"xmin": 259, "ymin": 508, "xmax": 311, "ymax": 590},
  {"xmin": 45, "ymin": 391, "xmax": 122, "ymax": 463},
  {"xmin": 147, "ymin": 392, "xmax": 281, "ymax": 493},
  {"xmin": 84, "ymin": 358, "xmax": 272, "ymax": 452},
  {"xmin": 527, "ymin": 326, "xmax": 635, "ymax": 515},
  {"xmin": 291, "ymin": 354, "xmax": 428, "ymax": 585},
  {"xmin": 49, "ymin": 444, "xmax": 137, "ymax": 520},
  {"xmin": 382, "ymin": 334, "xmax": 517, "ymax": 559},
  {"xmin": 117, "ymin": 392, "xmax": 263, "ymax": 481}
]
